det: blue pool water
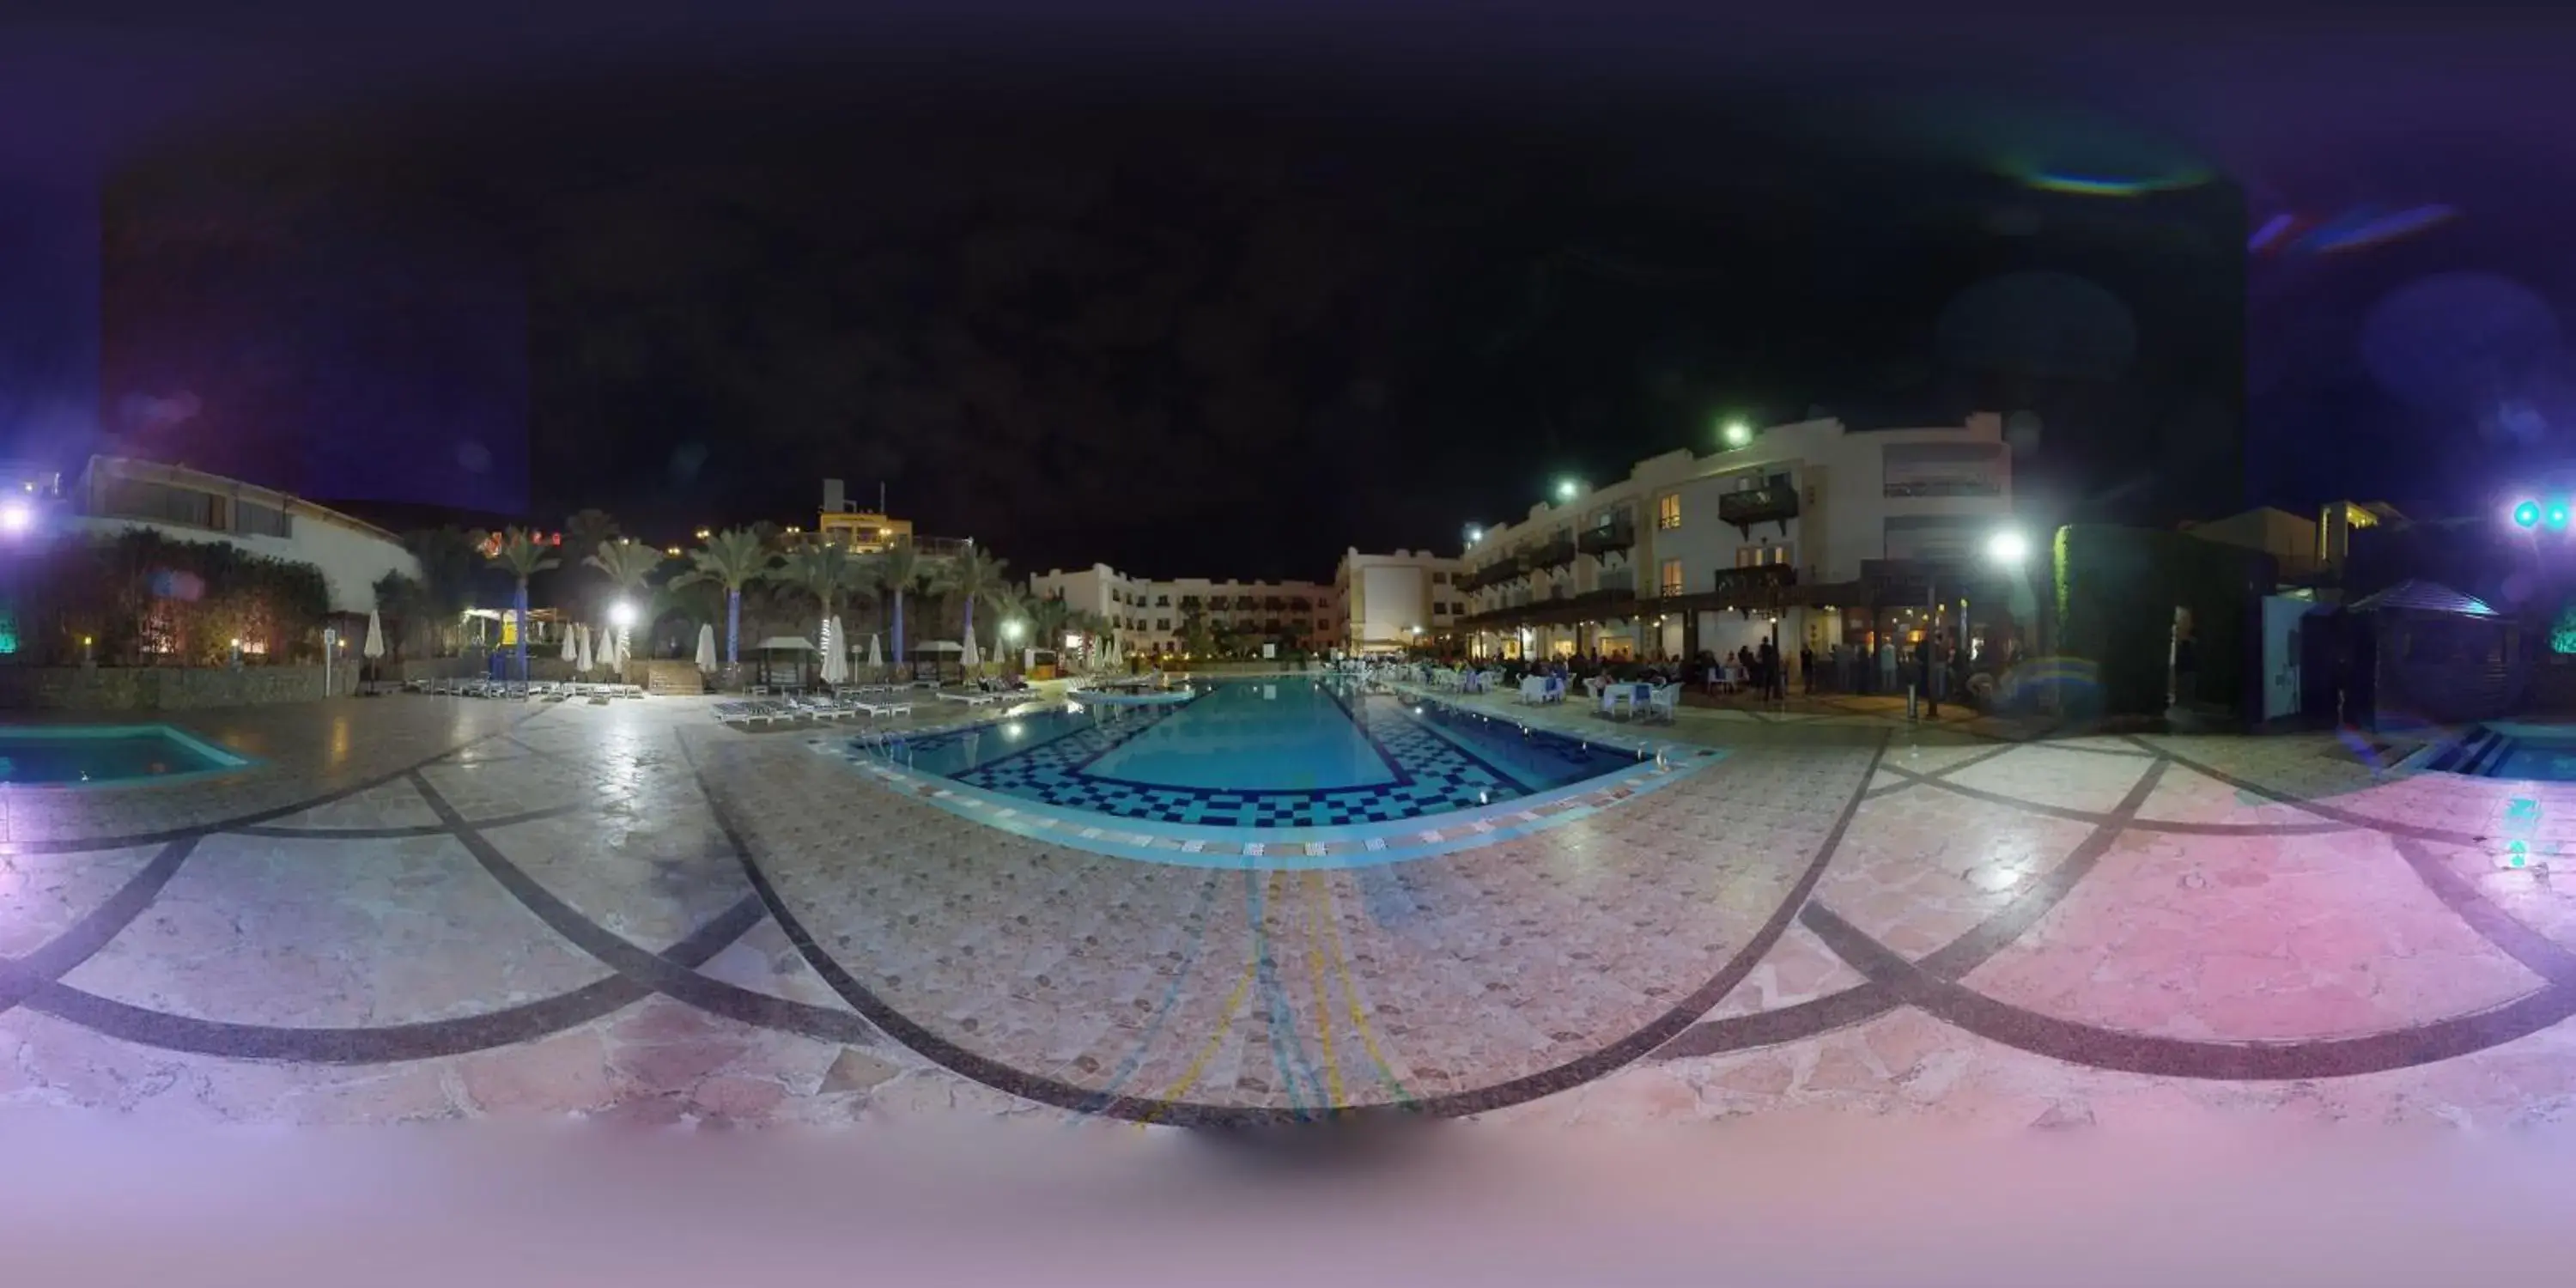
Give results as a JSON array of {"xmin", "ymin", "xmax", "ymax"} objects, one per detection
[
  {"xmin": 0, "ymin": 726, "xmax": 246, "ymax": 786},
  {"xmin": 868, "ymin": 680, "xmax": 1650, "ymax": 829}
]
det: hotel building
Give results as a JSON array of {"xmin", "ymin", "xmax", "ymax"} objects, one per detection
[
  {"xmin": 1333, "ymin": 547, "xmax": 1467, "ymax": 655},
  {"xmin": 800, "ymin": 479, "xmax": 969, "ymax": 558},
  {"xmin": 1456, "ymin": 413, "xmax": 2019, "ymax": 665},
  {"xmin": 63, "ymin": 456, "xmax": 421, "ymax": 616},
  {"xmin": 1029, "ymin": 564, "xmax": 1344, "ymax": 658}
]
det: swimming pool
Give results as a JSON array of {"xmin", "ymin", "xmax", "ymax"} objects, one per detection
[
  {"xmin": 856, "ymin": 679, "xmax": 1684, "ymax": 831},
  {"xmin": 0, "ymin": 725, "xmax": 249, "ymax": 786}
]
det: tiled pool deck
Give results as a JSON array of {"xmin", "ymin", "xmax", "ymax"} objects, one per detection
[{"xmin": 6, "ymin": 689, "xmax": 2576, "ymax": 1131}]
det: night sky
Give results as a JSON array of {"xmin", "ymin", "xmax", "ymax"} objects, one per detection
[{"xmin": 11, "ymin": 10, "xmax": 2576, "ymax": 574}]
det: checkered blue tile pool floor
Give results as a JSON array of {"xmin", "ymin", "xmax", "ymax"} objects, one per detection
[{"xmin": 869, "ymin": 691, "xmax": 1645, "ymax": 829}]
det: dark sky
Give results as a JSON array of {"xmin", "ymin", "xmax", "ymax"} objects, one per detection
[{"xmin": 14, "ymin": 9, "xmax": 2576, "ymax": 574}]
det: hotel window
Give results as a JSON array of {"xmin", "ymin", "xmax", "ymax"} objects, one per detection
[
  {"xmin": 1156, "ymin": 594, "xmax": 1170, "ymax": 606},
  {"xmin": 1433, "ymin": 571, "xmax": 1450, "ymax": 584},
  {"xmin": 1157, "ymin": 618, "xmax": 1170, "ymax": 630},
  {"xmin": 1735, "ymin": 544, "xmax": 1791, "ymax": 568},
  {"xmin": 1658, "ymin": 559, "xmax": 1684, "ymax": 598},
  {"xmin": 1657, "ymin": 493, "xmax": 1681, "ymax": 530},
  {"xmin": 234, "ymin": 499, "xmax": 292, "ymax": 538}
]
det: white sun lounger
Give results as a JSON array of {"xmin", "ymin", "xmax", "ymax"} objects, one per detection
[{"xmin": 854, "ymin": 700, "xmax": 914, "ymax": 717}]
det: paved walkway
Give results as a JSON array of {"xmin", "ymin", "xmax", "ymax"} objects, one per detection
[{"xmin": 3, "ymin": 690, "xmax": 2571, "ymax": 1133}]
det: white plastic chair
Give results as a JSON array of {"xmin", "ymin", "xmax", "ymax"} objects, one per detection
[{"xmin": 1647, "ymin": 683, "xmax": 1680, "ymax": 722}]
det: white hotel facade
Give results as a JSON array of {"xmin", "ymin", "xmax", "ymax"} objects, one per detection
[
  {"xmin": 1456, "ymin": 414, "xmax": 2019, "ymax": 665},
  {"xmin": 1030, "ymin": 548, "xmax": 1467, "ymax": 660},
  {"xmin": 1028, "ymin": 565, "xmax": 1344, "ymax": 658}
]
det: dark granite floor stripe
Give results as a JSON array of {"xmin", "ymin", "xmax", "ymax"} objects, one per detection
[
  {"xmin": 409, "ymin": 770, "xmax": 883, "ymax": 1049},
  {"xmin": 0, "ymin": 838, "xmax": 197, "ymax": 1014},
  {"xmin": 24, "ymin": 890, "xmax": 759, "ymax": 1063},
  {"xmin": 703, "ymin": 725, "xmax": 1893, "ymax": 1125},
  {"xmin": 14, "ymin": 707, "xmax": 559, "ymax": 855},
  {"xmin": 1656, "ymin": 756, "xmax": 2168, "ymax": 1060},
  {"xmin": 230, "ymin": 801, "xmax": 588, "ymax": 841},
  {"xmin": 1874, "ymin": 760, "xmax": 2354, "ymax": 836},
  {"xmin": 2389, "ymin": 836, "xmax": 2576, "ymax": 986},
  {"xmin": 2131, "ymin": 738, "xmax": 2488, "ymax": 848},
  {"xmin": 1912, "ymin": 760, "xmax": 2170, "ymax": 975},
  {"xmin": 1803, "ymin": 902, "xmax": 2576, "ymax": 1081},
  {"xmin": 1860, "ymin": 743, "xmax": 2021, "ymax": 799}
]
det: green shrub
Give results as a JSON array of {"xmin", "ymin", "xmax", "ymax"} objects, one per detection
[
  {"xmin": 14, "ymin": 529, "xmax": 331, "ymax": 666},
  {"xmin": 2055, "ymin": 525, "xmax": 2269, "ymax": 719}
]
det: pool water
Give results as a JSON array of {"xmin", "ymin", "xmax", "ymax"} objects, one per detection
[
  {"xmin": 867, "ymin": 679, "xmax": 1652, "ymax": 829},
  {"xmin": 0, "ymin": 726, "xmax": 246, "ymax": 786}
]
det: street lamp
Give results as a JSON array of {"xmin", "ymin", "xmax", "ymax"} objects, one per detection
[
  {"xmin": 1986, "ymin": 529, "xmax": 2030, "ymax": 568},
  {"xmin": 1002, "ymin": 619, "xmax": 1025, "ymax": 642},
  {"xmin": 1722, "ymin": 420, "xmax": 1752, "ymax": 449},
  {"xmin": 609, "ymin": 600, "xmax": 638, "ymax": 629},
  {"xmin": 1555, "ymin": 480, "xmax": 1580, "ymax": 503},
  {"xmin": 0, "ymin": 499, "xmax": 30, "ymax": 535},
  {"xmin": 1465, "ymin": 525, "xmax": 1483, "ymax": 544}
]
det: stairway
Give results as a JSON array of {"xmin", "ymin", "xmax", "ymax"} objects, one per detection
[{"xmin": 644, "ymin": 660, "xmax": 704, "ymax": 696}]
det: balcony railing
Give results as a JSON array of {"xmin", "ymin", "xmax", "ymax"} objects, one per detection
[
  {"xmin": 1710, "ymin": 562, "xmax": 1797, "ymax": 605},
  {"xmin": 1717, "ymin": 486, "xmax": 1799, "ymax": 532},
  {"xmin": 1532, "ymin": 534, "xmax": 1578, "ymax": 568},
  {"xmin": 1882, "ymin": 477, "xmax": 2003, "ymax": 499},
  {"xmin": 1464, "ymin": 558, "xmax": 1526, "ymax": 592},
  {"xmin": 1577, "ymin": 517, "xmax": 1636, "ymax": 556}
]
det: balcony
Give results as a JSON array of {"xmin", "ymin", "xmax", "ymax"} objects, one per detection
[
  {"xmin": 1531, "ymin": 534, "xmax": 1578, "ymax": 568},
  {"xmin": 1718, "ymin": 485, "xmax": 1799, "ymax": 534},
  {"xmin": 1463, "ymin": 558, "xmax": 1526, "ymax": 592},
  {"xmin": 1710, "ymin": 562, "xmax": 1797, "ymax": 605},
  {"xmin": 1577, "ymin": 516, "xmax": 1636, "ymax": 556},
  {"xmin": 1883, "ymin": 477, "xmax": 2003, "ymax": 499}
]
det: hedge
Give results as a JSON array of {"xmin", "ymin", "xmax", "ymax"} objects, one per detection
[
  {"xmin": 2053, "ymin": 525, "xmax": 2272, "ymax": 720},
  {"xmin": 5, "ymin": 529, "xmax": 331, "ymax": 667}
]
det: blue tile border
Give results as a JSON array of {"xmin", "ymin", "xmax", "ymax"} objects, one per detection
[
  {"xmin": 851, "ymin": 680, "xmax": 1668, "ymax": 832},
  {"xmin": 820, "ymin": 683, "xmax": 1723, "ymax": 869},
  {"xmin": 0, "ymin": 722, "xmax": 258, "ymax": 791}
]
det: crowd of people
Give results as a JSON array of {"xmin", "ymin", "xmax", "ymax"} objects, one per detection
[{"xmin": 1424, "ymin": 629, "xmax": 2024, "ymax": 716}]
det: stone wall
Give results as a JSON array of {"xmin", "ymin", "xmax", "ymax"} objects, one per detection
[{"xmin": 0, "ymin": 664, "xmax": 361, "ymax": 712}]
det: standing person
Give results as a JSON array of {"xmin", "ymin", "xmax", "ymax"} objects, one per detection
[
  {"xmin": 1800, "ymin": 642, "xmax": 1816, "ymax": 696},
  {"xmin": 1916, "ymin": 630, "xmax": 1941, "ymax": 719},
  {"xmin": 1876, "ymin": 637, "xmax": 1897, "ymax": 696},
  {"xmin": 1756, "ymin": 637, "xmax": 1778, "ymax": 704},
  {"xmin": 2172, "ymin": 627, "xmax": 2199, "ymax": 709}
]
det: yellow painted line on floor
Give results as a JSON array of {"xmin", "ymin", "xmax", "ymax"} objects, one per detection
[
  {"xmin": 1312, "ymin": 870, "xmax": 1415, "ymax": 1105},
  {"xmin": 1139, "ymin": 955, "xmax": 1260, "ymax": 1127},
  {"xmin": 1298, "ymin": 870, "xmax": 1348, "ymax": 1108}
]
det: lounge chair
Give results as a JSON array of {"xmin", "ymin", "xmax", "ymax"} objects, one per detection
[
  {"xmin": 938, "ymin": 690, "xmax": 1004, "ymax": 707},
  {"xmin": 854, "ymin": 698, "xmax": 914, "ymax": 718}
]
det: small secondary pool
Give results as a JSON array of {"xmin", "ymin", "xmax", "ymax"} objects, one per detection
[
  {"xmin": 859, "ymin": 679, "xmax": 1668, "ymax": 829},
  {"xmin": 0, "ymin": 725, "xmax": 249, "ymax": 786}
]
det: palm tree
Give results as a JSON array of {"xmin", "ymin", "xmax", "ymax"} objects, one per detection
[
  {"xmin": 1066, "ymin": 608, "xmax": 1115, "ymax": 669},
  {"xmin": 945, "ymin": 544, "xmax": 1012, "ymax": 669},
  {"xmin": 564, "ymin": 509, "xmax": 620, "ymax": 573},
  {"xmin": 776, "ymin": 543, "xmax": 868, "ymax": 668},
  {"xmin": 1024, "ymin": 592, "xmax": 1071, "ymax": 662},
  {"xmin": 869, "ymin": 538, "xmax": 929, "ymax": 678},
  {"xmin": 981, "ymin": 586, "xmax": 1033, "ymax": 671},
  {"xmin": 585, "ymin": 540, "xmax": 662, "ymax": 665},
  {"xmin": 485, "ymin": 527, "xmax": 560, "ymax": 683},
  {"xmin": 677, "ymin": 528, "xmax": 775, "ymax": 670}
]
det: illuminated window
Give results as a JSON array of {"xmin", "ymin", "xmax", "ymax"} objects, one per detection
[
  {"xmin": 1657, "ymin": 494, "xmax": 1681, "ymax": 530},
  {"xmin": 1659, "ymin": 559, "xmax": 1684, "ymax": 598},
  {"xmin": 1736, "ymin": 544, "xmax": 1791, "ymax": 568}
]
